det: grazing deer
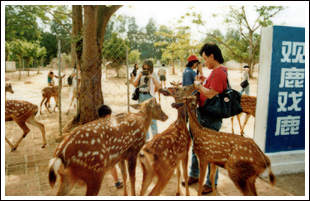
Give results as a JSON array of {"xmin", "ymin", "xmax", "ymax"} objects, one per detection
[
  {"xmin": 40, "ymin": 85, "xmax": 59, "ymax": 114},
  {"xmin": 5, "ymin": 83, "xmax": 14, "ymax": 101},
  {"xmin": 139, "ymin": 85, "xmax": 196, "ymax": 196},
  {"xmin": 48, "ymin": 98, "xmax": 168, "ymax": 196},
  {"xmin": 5, "ymin": 100, "xmax": 47, "ymax": 151},
  {"xmin": 231, "ymin": 95, "xmax": 256, "ymax": 136},
  {"xmin": 183, "ymin": 95, "xmax": 275, "ymax": 196}
]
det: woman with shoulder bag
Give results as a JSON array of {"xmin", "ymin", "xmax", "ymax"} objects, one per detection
[
  {"xmin": 184, "ymin": 43, "xmax": 227, "ymax": 194},
  {"xmin": 240, "ymin": 65, "xmax": 250, "ymax": 95},
  {"xmin": 131, "ymin": 60, "xmax": 161, "ymax": 141}
]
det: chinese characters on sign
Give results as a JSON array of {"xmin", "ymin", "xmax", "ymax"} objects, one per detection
[{"xmin": 275, "ymin": 41, "xmax": 305, "ymax": 137}]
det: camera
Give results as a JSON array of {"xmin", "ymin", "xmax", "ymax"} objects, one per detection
[{"xmin": 142, "ymin": 69, "xmax": 150, "ymax": 76}]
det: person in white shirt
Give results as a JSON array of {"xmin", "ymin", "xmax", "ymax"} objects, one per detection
[
  {"xmin": 66, "ymin": 69, "xmax": 79, "ymax": 114},
  {"xmin": 157, "ymin": 64, "xmax": 167, "ymax": 88},
  {"xmin": 131, "ymin": 60, "xmax": 161, "ymax": 140}
]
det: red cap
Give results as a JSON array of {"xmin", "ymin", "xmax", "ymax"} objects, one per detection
[{"xmin": 187, "ymin": 55, "xmax": 199, "ymax": 62}]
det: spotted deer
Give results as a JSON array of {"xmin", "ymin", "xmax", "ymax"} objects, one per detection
[
  {"xmin": 5, "ymin": 100, "xmax": 47, "ymax": 151},
  {"xmin": 182, "ymin": 95, "xmax": 275, "ymax": 196},
  {"xmin": 48, "ymin": 98, "xmax": 168, "ymax": 196},
  {"xmin": 5, "ymin": 83, "xmax": 14, "ymax": 101},
  {"xmin": 40, "ymin": 85, "xmax": 59, "ymax": 114},
  {"xmin": 139, "ymin": 85, "xmax": 196, "ymax": 196},
  {"xmin": 231, "ymin": 95, "xmax": 256, "ymax": 136}
]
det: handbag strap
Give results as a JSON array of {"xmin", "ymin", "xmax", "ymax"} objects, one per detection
[{"xmin": 208, "ymin": 66, "xmax": 231, "ymax": 90}]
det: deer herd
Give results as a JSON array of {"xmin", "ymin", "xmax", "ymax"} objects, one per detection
[{"xmin": 5, "ymin": 80, "xmax": 275, "ymax": 196}]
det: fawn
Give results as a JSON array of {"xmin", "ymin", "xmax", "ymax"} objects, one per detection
[
  {"xmin": 40, "ymin": 85, "xmax": 59, "ymax": 114},
  {"xmin": 182, "ymin": 95, "xmax": 275, "ymax": 196},
  {"xmin": 139, "ymin": 85, "xmax": 196, "ymax": 196},
  {"xmin": 5, "ymin": 100, "xmax": 47, "ymax": 151},
  {"xmin": 48, "ymin": 98, "xmax": 168, "ymax": 196},
  {"xmin": 231, "ymin": 95, "xmax": 257, "ymax": 136},
  {"xmin": 5, "ymin": 83, "xmax": 14, "ymax": 101}
]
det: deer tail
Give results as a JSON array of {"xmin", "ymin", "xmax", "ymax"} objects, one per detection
[
  {"xmin": 48, "ymin": 157, "xmax": 63, "ymax": 188},
  {"xmin": 268, "ymin": 165, "xmax": 276, "ymax": 186}
]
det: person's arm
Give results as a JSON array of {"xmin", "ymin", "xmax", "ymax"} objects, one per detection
[
  {"xmin": 150, "ymin": 74, "xmax": 161, "ymax": 92},
  {"xmin": 195, "ymin": 83, "xmax": 219, "ymax": 99},
  {"xmin": 133, "ymin": 72, "xmax": 142, "ymax": 87}
]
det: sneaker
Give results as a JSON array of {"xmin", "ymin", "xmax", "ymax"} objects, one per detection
[
  {"xmin": 181, "ymin": 176, "xmax": 199, "ymax": 186},
  {"xmin": 202, "ymin": 184, "xmax": 217, "ymax": 195},
  {"xmin": 115, "ymin": 181, "xmax": 123, "ymax": 189}
]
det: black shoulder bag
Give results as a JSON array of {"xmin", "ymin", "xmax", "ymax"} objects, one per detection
[
  {"xmin": 201, "ymin": 68, "xmax": 243, "ymax": 119},
  {"xmin": 240, "ymin": 79, "xmax": 249, "ymax": 88},
  {"xmin": 132, "ymin": 80, "xmax": 140, "ymax": 101}
]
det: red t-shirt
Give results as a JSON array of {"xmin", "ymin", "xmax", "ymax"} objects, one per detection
[{"xmin": 199, "ymin": 66, "xmax": 228, "ymax": 107}]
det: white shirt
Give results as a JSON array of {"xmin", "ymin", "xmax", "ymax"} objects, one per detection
[{"xmin": 134, "ymin": 71, "xmax": 159, "ymax": 97}]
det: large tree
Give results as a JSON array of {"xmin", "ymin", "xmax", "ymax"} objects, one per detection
[{"xmin": 71, "ymin": 5, "xmax": 122, "ymax": 125}]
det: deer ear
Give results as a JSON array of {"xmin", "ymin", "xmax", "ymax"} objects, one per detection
[
  {"xmin": 130, "ymin": 103, "xmax": 141, "ymax": 110},
  {"xmin": 158, "ymin": 88, "xmax": 171, "ymax": 96}
]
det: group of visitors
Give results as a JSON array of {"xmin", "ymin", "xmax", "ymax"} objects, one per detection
[{"xmin": 128, "ymin": 43, "xmax": 249, "ymax": 194}]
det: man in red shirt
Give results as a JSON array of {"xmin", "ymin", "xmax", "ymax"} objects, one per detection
[{"xmin": 182, "ymin": 43, "xmax": 227, "ymax": 194}]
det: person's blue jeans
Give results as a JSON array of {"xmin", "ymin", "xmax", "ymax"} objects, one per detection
[
  {"xmin": 138, "ymin": 93, "xmax": 158, "ymax": 140},
  {"xmin": 189, "ymin": 108, "xmax": 222, "ymax": 187},
  {"xmin": 240, "ymin": 85, "xmax": 250, "ymax": 95}
]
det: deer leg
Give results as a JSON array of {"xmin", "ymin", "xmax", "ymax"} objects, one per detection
[
  {"xmin": 119, "ymin": 160, "xmax": 128, "ymax": 196},
  {"xmin": 56, "ymin": 174, "xmax": 76, "ymax": 196},
  {"xmin": 148, "ymin": 170, "xmax": 173, "ymax": 196},
  {"xmin": 26, "ymin": 115, "xmax": 47, "ymax": 148},
  {"xmin": 231, "ymin": 116, "xmax": 234, "ymax": 134},
  {"xmin": 248, "ymin": 176, "xmax": 257, "ymax": 196},
  {"xmin": 228, "ymin": 169, "xmax": 252, "ymax": 196},
  {"xmin": 209, "ymin": 163, "xmax": 217, "ymax": 195},
  {"xmin": 5, "ymin": 137, "xmax": 15, "ymax": 149},
  {"xmin": 40, "ymin": 96, "xmax": 46, "ymax": 114},
  {"xmin": 53, "ymin": 96, "xmax": 58, "ymax": 112},
  {"xmin": 127, "ymin": 155, "xmax": 138, "ymax": 196},
  {"xmin": 237, "ymin": 114, "xmax": 242, "ymax": 135},
  {"xmin": 85, "ymin": 176, "xmax": 103, "ymax": 196},
  {"xmin": 181, "ymin": 154, "xmax": 190, "ymax": 196},
  {"xmin": 139, "ymin": 155, "xmax": 154, "ymax": 196},
  {"xmin": 176, "ymin": 164, "xmax": 181, "ymax": 196},
  {"xmin": 11, "ymin": 120, "xmax": 30, "ymax": 151},
  {"xmin": 240, "ymin": 114, "xmax": 251, "ymax": 136},
  {"xmin": 45, "ymin": 97, "xmax": 52, "ymax": 113},
  {"xmin": 197, "ymin": 160, "xmax": 208, "ymax": 196}
]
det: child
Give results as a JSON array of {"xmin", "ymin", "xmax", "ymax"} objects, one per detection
[{"xmin": 97, "ymin": 104, "xmax": 123, "ymax": 189}]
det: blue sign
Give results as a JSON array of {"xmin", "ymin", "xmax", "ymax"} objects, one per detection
[{"xmin": 265, "ymin": 26, "xmax": 305, "ymax": 153}]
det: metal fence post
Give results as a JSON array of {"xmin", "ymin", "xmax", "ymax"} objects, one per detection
[
  {"xmin": 126, "ymin": 46, "xmax": 130, "ymax": 113},
  {"xmin": 58, "ymin": 39, "xmax": 63, "ymax": 137}
]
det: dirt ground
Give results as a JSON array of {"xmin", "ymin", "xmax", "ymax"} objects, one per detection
[{"xmin": 4, "ymin": 67, "xmax": 306, "ymax": 197}]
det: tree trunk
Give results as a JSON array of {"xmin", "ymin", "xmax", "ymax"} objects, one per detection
[
  {"xmin": 65, "ymin": 5, "xmax": 122, "ymax": 127},
  {"xmin": 78, "ymin": 5, "xmax": 103, "ymax": 124},
  {"xmin": 172, "ymin": 60, "xmax": 175, "ymax": 75}
]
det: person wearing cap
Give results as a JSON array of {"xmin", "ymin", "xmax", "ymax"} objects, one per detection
[
  {"xmin": 182, "ymin": 43, "xmax": 227, "ymax": 194},
  {"xmin": 240, "ymin": 65, "xmax": 250, "ymax": 95},
  {"xmin": 182, "ymin": 55, "xmax": 200, "ymax": 86}
]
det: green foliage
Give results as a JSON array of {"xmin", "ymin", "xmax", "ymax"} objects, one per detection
[
  {"xmin": 7, "ymin": 39, "xmax": 46, "ymax": 68},
  {"xmin": 102, "ymin": 33, "xmax": 128, "ymax": 64},
  {"xmin": 128, "ymin": 49, "xmax": 141, "ymax": 64},
  {"xmin": 40, "ymin": 32, "xmax": 57, "ymax": 65}
]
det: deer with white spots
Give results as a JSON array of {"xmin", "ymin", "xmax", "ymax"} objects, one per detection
[
  {"xmin": 48, "ymin": 98, "xmax": 168, "ymax": 196},
  {"xmin": 182, "ymin": 95, "xmax": 275, "ymax": 196},
  {"xmin": 231, "ymin": 95, "xmax": 256, "ymax": 136},
  {"xmin": 5, "ymin": 83, "xmax": 14, "ymax": 101},
  {"xmin": 40, "ymin": 85, "xmax": 59, "ymax": 114},
  {"xmin": 138, "ymin": 85, "xmax": 196, "ymax": 196},
  {"xmin": 5, "ymin": 100, "xmax": 47, "ymax": 152}
]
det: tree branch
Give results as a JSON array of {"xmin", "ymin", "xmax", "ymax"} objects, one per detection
[{"xmin": 209, "ymin": 33, "xmax": 244, "ymax": 61}]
